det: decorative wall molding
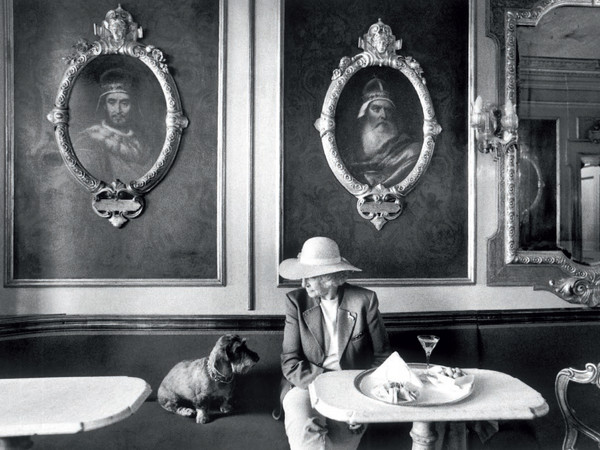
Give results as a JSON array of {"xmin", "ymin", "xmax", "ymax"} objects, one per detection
[
  {"xmin": 282, "ymin": 1, "xmax": 473, "ymax": 283},
  {"xmin": 6, "ymin": 0, "xmax": 225, "ymax": 285},
  {"xmin": 0, "ymin": 310, "xmax": 598, "ymax": 339}
]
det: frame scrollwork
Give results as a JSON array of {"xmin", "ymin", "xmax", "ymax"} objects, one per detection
[
  {"xmin": 314, "ymin": 19, "xmax": 442, "ymax": 230},
  {"xmin": 47, "ymin": 5, "xmax": 188, "ymax": 228}
]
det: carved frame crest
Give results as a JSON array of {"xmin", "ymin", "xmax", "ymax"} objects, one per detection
[
  {"xmin": 314, "ymin": 19, "xmax": 442, "ymax": 230},
  {"xmin": 47, "ymin": 5, "xmax": 188, "ymax": 228}
]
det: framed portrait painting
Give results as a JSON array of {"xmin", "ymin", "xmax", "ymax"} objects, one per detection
[
  {"xmin": 66, "ymin": 55, "xmax": 168, "ymax": 194},
  {"xmin": 335, "ymin": 65, "xmax": 425, "ymax": 190},
  {"xmin": 5, "ymin": 0, "xmax": 224, "ymax": 285},
  {"xmin": 282, "ymin": 0, "xmax": 473, "ymax": 283}
]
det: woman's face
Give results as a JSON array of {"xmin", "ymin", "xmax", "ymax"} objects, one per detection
[{"xmin": 302, "ymin": 276, "xmax": 338, "ymax": 299}]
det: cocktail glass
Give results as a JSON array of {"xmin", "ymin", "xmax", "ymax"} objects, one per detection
[{"xmin": 417, "ymin": 335, "xmax": 440, "ymax": 370}]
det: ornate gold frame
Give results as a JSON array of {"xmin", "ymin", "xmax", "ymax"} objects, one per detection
[
  {"xmin": 493, "ymin": 0, "xmax": 600, "ymax": 306},
  {"xmin": 314, "ymin": 20, "xmax": 442, "ymax": 230},
  {"xmin": 47, "ymin": 5, "xmax": 188, "ymax": 228}
]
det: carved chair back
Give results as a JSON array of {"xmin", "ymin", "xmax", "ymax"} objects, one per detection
[{"xmin": 555, "ymin": 363, "xmax": 600, "ymax": 450}]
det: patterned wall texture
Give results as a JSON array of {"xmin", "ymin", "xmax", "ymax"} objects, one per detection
[
  {"xmin": 283, "ymin": 0, "xmax": 470, "ymax": 280},
  {"xmin": 11, "ymin": 0, "xmax": 220, "ymax": 280}
]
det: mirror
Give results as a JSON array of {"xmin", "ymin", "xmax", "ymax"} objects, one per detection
[{"xmin": 491, "ymin": 1, "xmax": 600, "ymax": 306}]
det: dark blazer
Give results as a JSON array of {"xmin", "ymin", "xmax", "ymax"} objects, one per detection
[{"xmin": 279, "ymin": 283, "xmax": 390, "ymax": 403}]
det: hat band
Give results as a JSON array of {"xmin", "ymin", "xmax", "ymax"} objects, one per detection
[
  {"xmin": 357, "ymin": 97, "xmax": 396, "ymax": 118},
  {"xmin": 100, "ymin": 89, "xmax": 129, "ymax": 97},
  {"xmin": 299, "ymin": 255, "xmax": 342, "ymax": 266}
]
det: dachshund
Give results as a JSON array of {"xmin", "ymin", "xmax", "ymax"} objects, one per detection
[{"xmin": 158, "ymin": 334, "xmax": 260, "ymax": 423}]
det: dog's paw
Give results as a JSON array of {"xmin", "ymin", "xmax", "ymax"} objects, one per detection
[
  {"xmin": 175, "ymin": 407, "xmax": 195, "ymax": 417},
  {"xmin": 220, "ymin": 404, "xmax": 232, "ymax": 414},
  {"xmin": 196, "ymin": 409, "xmax": 210, "ymax": 424}
]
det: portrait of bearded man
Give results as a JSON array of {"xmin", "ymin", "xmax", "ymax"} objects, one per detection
[
  {"xmin": 74, "ymin": 67, "xmax": 150, "ymax": 183},
  {"xmin": 346, "ymin": 77, "xmax": 421, "ymax": 187}
]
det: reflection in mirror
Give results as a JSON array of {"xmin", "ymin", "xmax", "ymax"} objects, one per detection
[
  {"xmin": 518, "ymin": 6, "xmax": 600, "ymax": 262},
  {"xmin": 493, "ymin": 2, "xmax": 600, "ymax": 306},
  {"xmin": 517, "ymin": 122, "xmax": 555, "ymax": 252},
  {"xmin": 580, "ymin": 158, "xmax": 600, "ymax": 264}
]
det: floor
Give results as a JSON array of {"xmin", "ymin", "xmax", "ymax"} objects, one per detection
[{"xmin": 29, "ymin": 401, "xmax": 547, "ymax": 450}]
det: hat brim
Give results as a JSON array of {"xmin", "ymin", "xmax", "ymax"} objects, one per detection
[{"xmin": 279, "ymin": 257, "xmax": 361, "ymax": 280}]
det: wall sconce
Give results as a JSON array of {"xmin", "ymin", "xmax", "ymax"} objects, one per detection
[{"xmin": 470, "ymin": 96, "xmax": 519, "ymax": 159}]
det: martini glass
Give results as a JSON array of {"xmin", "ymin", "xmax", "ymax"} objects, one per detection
[{"xmin": 417, "ymin": 335, "xmax": 440, "ymax": 370}]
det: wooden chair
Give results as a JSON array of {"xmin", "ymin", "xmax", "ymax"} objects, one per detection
[{"xmin": 555, "ymin": 362, "xmax": 600, "ymax": 450}]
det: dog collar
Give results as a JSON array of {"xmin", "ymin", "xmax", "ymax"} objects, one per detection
[{"xmin": 208, "ymin": 364, "xmax": 234, "ymax": 384}]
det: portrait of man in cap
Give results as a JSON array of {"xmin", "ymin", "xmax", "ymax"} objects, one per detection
[
  {"xmin": 74, "ymin": 67, "xmax": 150, "ymax": 183},
  {"xmin": 345, "ymin": 76, "xmax": 421, "ymax": 187}
]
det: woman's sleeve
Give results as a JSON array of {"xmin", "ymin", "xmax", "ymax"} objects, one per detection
[
  {"xmin": 280, "ymin": 294, "xmax": 324, "ymax": 389},
  {"xmin": 367, "ymin": 291, "xmax": 391, "ymax": 367}
]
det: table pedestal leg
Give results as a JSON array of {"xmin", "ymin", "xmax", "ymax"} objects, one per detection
[
  {"xmin": 409, "ymin": 421, "xmax": 437, "ymax": 450},
  {"xmin": 0, "ymin": 437, "xmax": 33, "ymax": 450}
]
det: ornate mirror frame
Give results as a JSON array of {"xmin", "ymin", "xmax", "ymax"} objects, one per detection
[
  {"xmin": 314, "ymin": 20, "xmax": 442, "ymax": 230},
  {"xmin": 490, "ymin": 0, "xmax": 600, "ymax": 307},
  {"xmin": 47, "ymin": 5, "xmax": 188, "ymax": 228}
]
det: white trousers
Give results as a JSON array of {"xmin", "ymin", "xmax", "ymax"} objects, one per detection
[{"xmin": 282, "ymin": 386, "xmax": 365, "ymax": 450}]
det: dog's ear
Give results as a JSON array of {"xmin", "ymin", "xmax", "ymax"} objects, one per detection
[
  {"xmin": 228, "ymin": 337, "xmax": 247, "ymax": 355},
  {"xmin": 209, "ymin": 335, "xmax": 234, "ymax": 377},
  {"xmin": 214, "ymin": 335, "xmax": 237, "ymax": 361}
]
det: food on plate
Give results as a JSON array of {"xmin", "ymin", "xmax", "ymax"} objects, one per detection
[
  {"xmin": 426, "ymin": 365, "xmax": 474, "ymax": 392},
  {"xmin": 430, "ymin": 365, "xmax": 466, "ymax": 380},
  {"xmin": 372, "ymin": 380, "xmax": 419, "ymax": 403}
]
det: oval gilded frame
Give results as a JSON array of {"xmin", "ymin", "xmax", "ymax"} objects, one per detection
[
  {"xmin": 315, "ymin": 20, "xmax": 442, "ymax": 230},
  {"xmin": 47, "ymin": 5, "xmax": 188, "ymax": 228}
]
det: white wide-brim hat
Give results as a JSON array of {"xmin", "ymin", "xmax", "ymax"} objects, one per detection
[{"xmin": 279, "ymin": 236, "xmax": 362, "ymax": 280}]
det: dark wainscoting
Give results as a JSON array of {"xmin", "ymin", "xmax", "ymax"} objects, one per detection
[
  {"xmin": 0, "ymin": 309, "xmax": 599, "ymax": 449},
  {"xmin": 0, "ymin": 308, "xmax": 599, "ymax": 337}
]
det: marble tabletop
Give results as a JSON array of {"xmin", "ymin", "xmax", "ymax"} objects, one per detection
[
  {"xmin": 0, "ymin": 376, "xmax": 151, "ymax": 438},
  {"xmin": 309, "ymin": 367, "xmax": 549, "ymax": 450}
]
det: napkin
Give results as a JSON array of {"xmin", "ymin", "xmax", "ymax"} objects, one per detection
[{"xmin": 370, "ymin": 351, "xmax": 424, "ymax": 390}]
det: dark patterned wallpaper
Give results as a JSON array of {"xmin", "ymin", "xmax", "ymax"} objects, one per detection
[
  {"xmin": 12, "ymin": 0, "xmax": 220, "ymax": 280},
  {"xmin": 283, "ymin": 0, "xmax": 470, "ymax": 280}
]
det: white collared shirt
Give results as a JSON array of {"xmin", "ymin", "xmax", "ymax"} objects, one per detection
[{"xmin": 319, "ymin": 296, "xmax": 342, "ymax": 371}]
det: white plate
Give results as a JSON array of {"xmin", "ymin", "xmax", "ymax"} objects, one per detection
[{"xmin": 354, "ymin": 363, "xmax": 474, "ymax": 407}]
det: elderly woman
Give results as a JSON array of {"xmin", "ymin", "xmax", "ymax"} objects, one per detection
[{"xmin": 278, "ymin": 236, "xmax": 390, "ymax": 450}]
